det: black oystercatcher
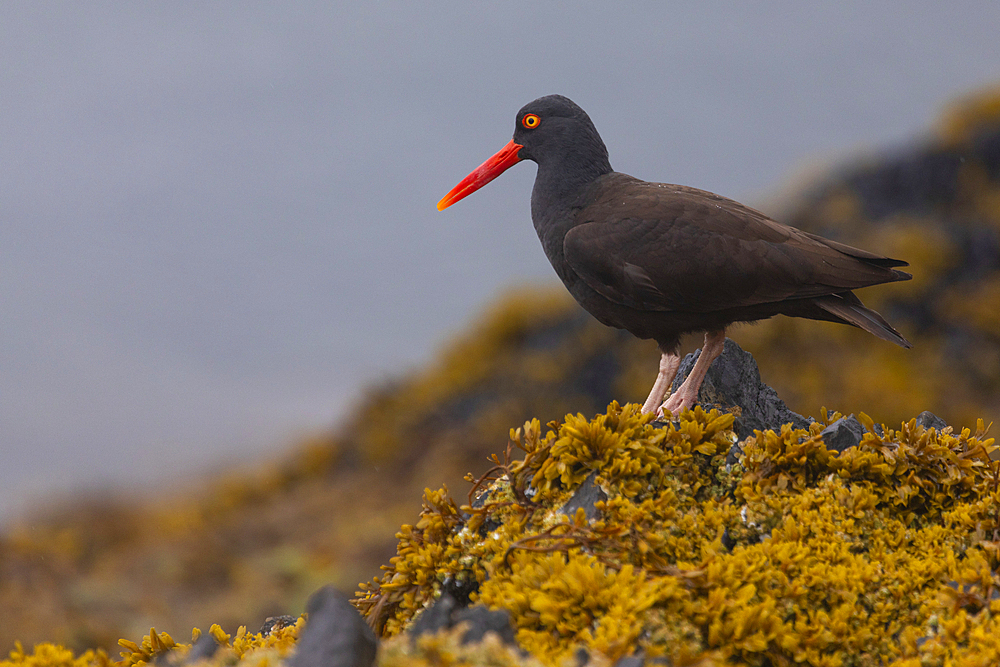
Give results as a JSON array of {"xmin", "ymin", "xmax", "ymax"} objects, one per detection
[{"xmin": 438, "ymin": 95, "xmax": 911, "ymax": 417}]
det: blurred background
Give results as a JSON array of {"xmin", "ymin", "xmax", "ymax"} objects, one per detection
[{"xmin": 4, "ymin": 0, "xmax": 1000, "ymax": 654}]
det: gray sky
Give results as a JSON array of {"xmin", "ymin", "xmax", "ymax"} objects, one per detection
[{"xmin": 3, "ymin": 2, "xmax": 1000, "ymax": 523}]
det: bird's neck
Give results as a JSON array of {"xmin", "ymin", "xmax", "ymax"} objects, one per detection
[
  {"xmin": 529, "ymin": 153, "xmax": 615, "ymax": 283},
  {"xmin": 530, "ymin": 147, "xmax": 613, "ymax": 224}
]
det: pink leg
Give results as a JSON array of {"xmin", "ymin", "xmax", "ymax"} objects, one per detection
[
  {"xmin": 660, "ymin": 330, "xmax": 726, "ymax": 416},
  {"xmin": 641, "ymin": 349, "xmax": 680, "ymax": 414}
]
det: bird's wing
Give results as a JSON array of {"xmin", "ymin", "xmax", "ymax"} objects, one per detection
[{"xmin": 563, "ymin": 179, "xmax": 909, "ymax": 313}]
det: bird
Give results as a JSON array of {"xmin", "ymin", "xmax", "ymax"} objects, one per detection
[{"xmin": 437, "ymin": 95, "xmax": 911, "ymax": 418}]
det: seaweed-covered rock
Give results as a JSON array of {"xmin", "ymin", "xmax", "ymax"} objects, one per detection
[
  {"xmin": 356, "ymin": 403, "xmax": 1000, "ymax": 665},
  {"xmin": 4, "ymin": 402, "xmax": 1000, "ymax": 666},
  {"xmin": 260, "ymin": 616, "xmax": 299, "ymax": 636}
]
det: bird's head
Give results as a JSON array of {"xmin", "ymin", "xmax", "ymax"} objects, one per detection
[{"xmin": 437, "ymin": 95, "xmax": 610, "ymax": 210}]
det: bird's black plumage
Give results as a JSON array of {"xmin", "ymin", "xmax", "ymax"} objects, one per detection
[{"xmin": 439, "ymin": 94, "xmax": 911, "ymax": 414}]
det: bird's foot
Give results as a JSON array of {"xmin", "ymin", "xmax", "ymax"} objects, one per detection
[
  {"xmin": 654, "ymin": 329, "xmax": 725, "ymax": 419},
  {"xmin": 658, "ymin": 388, "xmax": 697, "ymax": 417}
]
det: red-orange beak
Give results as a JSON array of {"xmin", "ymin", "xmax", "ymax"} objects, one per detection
[{"xmin": 437, "ymin": 139, "xmax": 524, "ymax": 210}]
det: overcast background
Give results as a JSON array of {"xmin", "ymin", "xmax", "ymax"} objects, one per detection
[{"xmin": 3, "ymin": 2, "xmax": 1000, "ymax": 524}]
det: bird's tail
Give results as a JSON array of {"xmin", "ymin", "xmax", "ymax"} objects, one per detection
[{"xmin": 814, "ymin": 292, "xmax": 912, "ymax": 349}]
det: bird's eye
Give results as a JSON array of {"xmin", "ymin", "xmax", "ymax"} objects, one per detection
[{"xmin": 522, "ymin": 114, "xmax": 540, "ymax": 129}]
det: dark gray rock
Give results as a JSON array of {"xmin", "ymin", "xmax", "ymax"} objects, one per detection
[
  {"xmin": 452, "ymin": 605, "xmax": 518, "ymax": 646},
  {"xmin": 410, "ymin": 595, "xmax": 520, "ymax": 651},
  {"xmin": 917, "ymin": 410, "xmax": 948, "ymax": 432},
  {"xmin": 470, "ymin": 487, "xmax": 489, "ymax": 508},
  {"xmin": 725, "ymin": 441, "xmax": 744, "ymax": 466},
  {"xmin": 184, "ymin": 635, "xmax": 219, "ymax": 663},
  {"xmin": 409, "ymin": 591, "xmax": 458, "ymax": 639},
  {"xmin": 441, "ymin": 575, "xmax": 478, "ymax": 607},
  {"xmin": 560, "ymin": 471, "xmax": 607, "ymax": 522},
  {"xmin": 671, "ymin": 338, "xmax": 810, "ymax": 440},
  {"xmin": 821, "ymin": 416, "xmax": 864, "ymax": 453},
  {"xmin": 289, "ymin": 586, "xmax": 377, "ymax": 667},
  {"xmin": 721, "ymin": 527, "xmax": 736, "ymax": 552},
  {"xmin": 157, "ymin": 633, "xmax": 217, "ymax": 666},
  {"xmin": 613, "ymin": 656, "xmax": 645, "ymax": 667}
]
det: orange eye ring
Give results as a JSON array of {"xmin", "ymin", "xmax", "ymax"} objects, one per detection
[{"xmin": 522, "ymin": 113, "xmax": 540, "ymax": 129}]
